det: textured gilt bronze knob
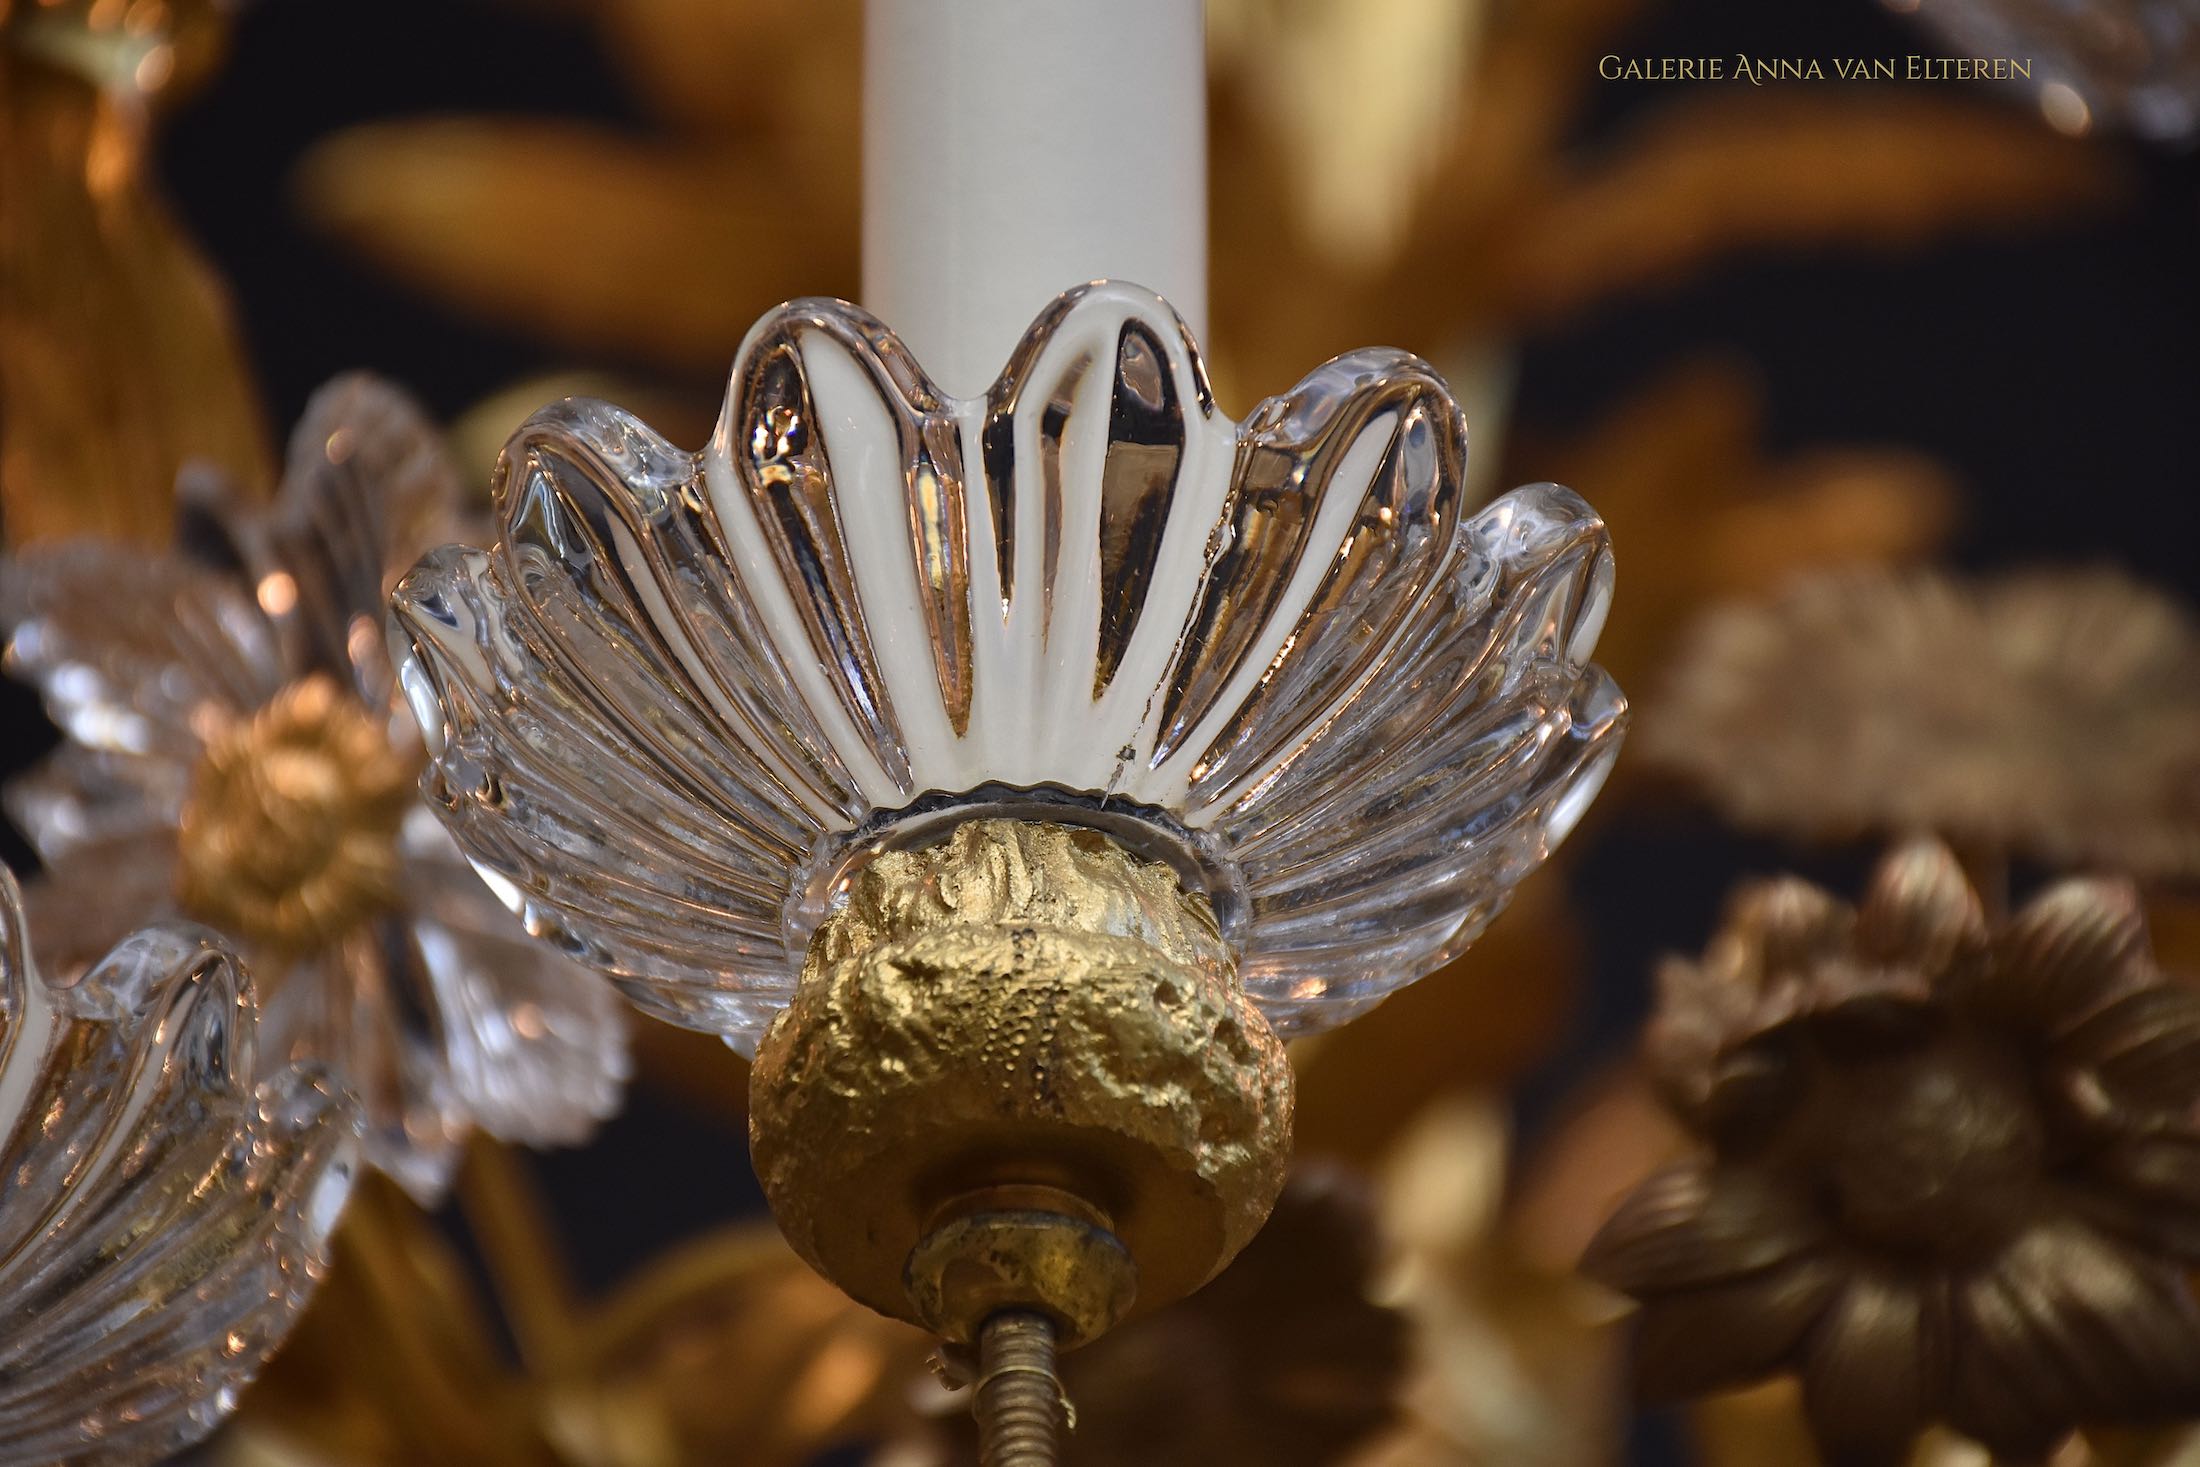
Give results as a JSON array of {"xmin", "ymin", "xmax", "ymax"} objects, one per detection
[{"xmin": 749, "ymin": 818, "xmax": 1293, "ymax": 1344}]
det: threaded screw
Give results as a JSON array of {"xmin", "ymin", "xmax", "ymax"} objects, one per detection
[{"xmin": 974, "ymin": 1310, "xmax": 1068, "ymax": 1466}]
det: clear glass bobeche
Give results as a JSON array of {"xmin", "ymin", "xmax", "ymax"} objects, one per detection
[{"xmin": 393, "ymin": 281, "xmax": 1626, "ymax": 1050}]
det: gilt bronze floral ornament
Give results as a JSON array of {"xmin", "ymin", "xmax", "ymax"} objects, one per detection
[{"xmin": 1587, "ymin": 839, "xmax": 2200, "ymax": 1465}]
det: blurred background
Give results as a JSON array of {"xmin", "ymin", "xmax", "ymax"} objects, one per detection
[{"xmin": 3, "ymin": 0, "xmax": 2198, "ymax": 1462}]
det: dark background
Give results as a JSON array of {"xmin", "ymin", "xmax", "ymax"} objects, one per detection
[{"xmin": 6, "ymin": 0, "xmax": 2198, "ymax": 1460}]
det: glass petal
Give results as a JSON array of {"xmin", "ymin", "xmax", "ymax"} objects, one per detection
[
  {"xmin": 253, "ymin": 373, "xmax": 470, "ymax": 709},
  {"xmin": 395, "ymin": 818, "xmax": 631, "ymax": 1153},
  {"xmin": 2, "ymin": 743, "xmax": 183, "ymax": 872},
  {"xmin": 2, "ymin": 541, "xmax": 282, "ymax": 765},
  {"xmin": 259, "ymin": 929, "xmax": 463, "ymax": 1205}
]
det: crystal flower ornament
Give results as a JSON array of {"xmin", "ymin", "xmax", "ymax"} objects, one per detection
[
  {"xmin": 3, "ymin": 374, "xmax": 629, "ymax": 1203},
  {"xmin": 392, "ymin": 281, "xmax": 1619, "ymax": 1390},
  {"xmin": 0, "ymin": 866, "xmax": 358, "ymax": 1466}
]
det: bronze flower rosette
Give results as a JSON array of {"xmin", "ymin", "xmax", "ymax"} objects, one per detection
[{"xmin": 1587, "ymin": 839, "xmax": 2200, "ymax": 1466}]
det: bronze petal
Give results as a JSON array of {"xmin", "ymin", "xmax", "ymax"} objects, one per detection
[
  {"xmin": 1854, "ymin": 838, "xmax": 1984, "ymax": 975},
  {"xmin": 1781, "ymin": 961, "xmax": 1944, "ymax": 1076},
  {"xmin": 1580, "ymin": 1160, "xmax": 1825, "ymax": 1295},
  {"xmin": 1645, "ymin": 952, "xmax": 1760, "ymax": 1117},
  {"xmin": 1631, "ymin": 1254, "xmax": 1842, "ymax": 1403},
  {"xmin": 1695, "ymin": 1036, "xmax": 1815, "ymax": 1154},
  {"xmin": 2081, "ymin": 1133, "xmax": 2200, "ymax": 1265},
  {"xmin": 1949, "ymin": 1219, "xmax": 2200, "ymax": 1457},
  {"xmin": 1739, "ymin": 875, "xmax": 1856, "ymax": 978},
  {"xmin": 2058, "ymin": 982, "xmax": 2200, "ymax": 1116},
  {"xmin": 1977, "ymin": 878, "xmax": 2151, "ymax": 1031},
  {"xmin": 1800, "ymin": 1270, "xmax": 1943, "ymax": 1467}
]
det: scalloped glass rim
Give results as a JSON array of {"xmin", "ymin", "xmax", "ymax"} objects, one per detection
[
  {"xmin": 0, "ymin": 868, "xmax": 357, "ymax": 1464},
  {"xmin": 392, "ymin": 280, "xmax": 1625, "ymax": 1049}
]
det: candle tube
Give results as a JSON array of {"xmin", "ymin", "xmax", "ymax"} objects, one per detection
[{"xmin": 861, "ymin": 0, "xmax": 1208, "ymax": 398}]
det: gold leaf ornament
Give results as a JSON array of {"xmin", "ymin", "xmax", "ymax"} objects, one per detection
[{"xmin": 0, "ymin": 0, "xmax": 271, "ymax": 547}]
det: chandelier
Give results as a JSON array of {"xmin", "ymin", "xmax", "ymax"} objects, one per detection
[{"xmin": 15, "ymin": 0, "xmax": 2191, "ymax": 1464}]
